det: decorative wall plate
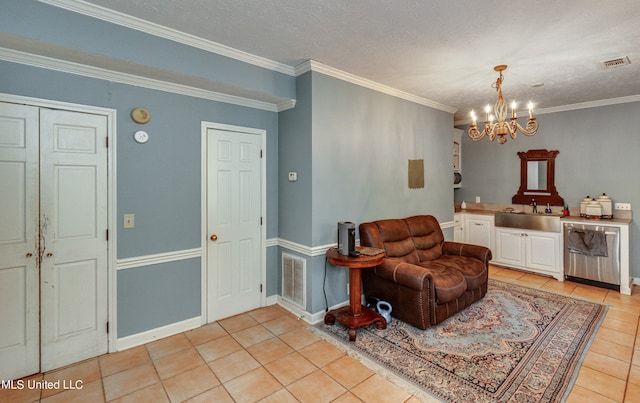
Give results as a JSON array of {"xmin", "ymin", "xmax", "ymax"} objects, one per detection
[{"xmin": 131, "ymin": 107, "xmax": 150, "ymax": 124}]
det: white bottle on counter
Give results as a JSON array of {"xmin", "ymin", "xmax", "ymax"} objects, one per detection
[{"xmin": 461, "ymin": 201, "xmax": 467, "ymax": 210}]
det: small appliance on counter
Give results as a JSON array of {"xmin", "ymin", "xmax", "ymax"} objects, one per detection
[{"xmin": 337, "ymin": 221, "xmax": 357, "ymax": 256}]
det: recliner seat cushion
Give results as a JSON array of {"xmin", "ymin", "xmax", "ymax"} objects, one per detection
[
  {"xmin": 416, "ymin": 262, "xmax": 467, "ymax": 304},
  {"xmin": 436, "ymin": 255, "xmax": 487, "ymax": 290}
]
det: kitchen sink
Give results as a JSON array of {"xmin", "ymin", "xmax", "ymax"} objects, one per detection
[{"xmin": 494, "ymin": 211, "xmax": 562, "ymax": 232}]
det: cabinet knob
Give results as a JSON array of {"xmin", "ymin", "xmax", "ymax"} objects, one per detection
[
  {"xmin": 46, "ymin": 252, "xmax": 53, "ymax": 258},
  {"xmin": 26, "ymin": 252, "xmax": 33, "ymax": 258}
]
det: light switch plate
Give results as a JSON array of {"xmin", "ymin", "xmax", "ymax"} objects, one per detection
[
  {"xmin": 288, "ymin": 172, "xmax": 298, "ymax": 182},
  {"xmin": 123, "ymin": 214, "xmax": 135, "ymax": 228}
]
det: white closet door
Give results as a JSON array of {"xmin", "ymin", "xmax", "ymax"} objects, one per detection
[
  {"xmin": 39, "ymin": 108, "xmax": 109, "ymax": 372},
  {"xmin": 0, "ymin": 103, "xmax": 40, "ymax": 380}
]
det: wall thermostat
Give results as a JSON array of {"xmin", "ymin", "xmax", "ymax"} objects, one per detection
[{"xmin": 134, "ymin": 130, "xmax": 149, "ymax": 144}]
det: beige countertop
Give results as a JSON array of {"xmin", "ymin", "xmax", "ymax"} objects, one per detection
[{"xmin": 455, "ymin": 208, "xmax": 632, "ymax": 225}]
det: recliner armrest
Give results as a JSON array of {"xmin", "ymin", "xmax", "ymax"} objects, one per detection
[
  {"xmin": 442, "ymin": 241, "xmax": 492, "ymax": 264},
  {"xmin": 373, "ymin": 258, "xmax": 433, "ymax": 291}
]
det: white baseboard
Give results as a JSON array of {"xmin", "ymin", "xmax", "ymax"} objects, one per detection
[
  {"xmin": 116, "ymin": 316, "xmax": 201, "ymax": 351},
  {"xmin": 275, "ymin": 297, "xmax": 349, "ymax": 325}
]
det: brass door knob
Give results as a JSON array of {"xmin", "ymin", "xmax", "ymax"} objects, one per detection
[{"xmin": 210, "ymin": 234, "xmax": 218, "ymax": 241}]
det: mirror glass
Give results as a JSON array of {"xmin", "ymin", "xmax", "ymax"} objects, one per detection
[
  {"xmin": 526, "ymin": 161, "xmax": 547, "ymax": 190},
  {"xmin": 513, "ymin": 149, "xmax": 564, "ymax": 206}
]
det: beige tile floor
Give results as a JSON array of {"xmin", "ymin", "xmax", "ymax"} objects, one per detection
[{"xmin": 2, "ymin": 265, "xmax": 640, "ymax": 402}]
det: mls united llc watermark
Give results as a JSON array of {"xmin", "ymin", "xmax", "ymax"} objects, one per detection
[{"xmin": 2, "ymin": 379, "xmax": 84, "ymax": 390}]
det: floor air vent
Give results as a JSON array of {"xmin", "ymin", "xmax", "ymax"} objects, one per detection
[{"xmin": 282, "ymin": 253, "xmax": 306, "ymax": 309}]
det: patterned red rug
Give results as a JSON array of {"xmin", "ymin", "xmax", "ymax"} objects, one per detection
[{"xmin": 315, "ymin": 279, "xmax": 606, "ymax": 402}]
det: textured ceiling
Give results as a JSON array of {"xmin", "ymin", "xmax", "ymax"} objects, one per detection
[{"xmin": 77, "ymin": 0, "xmax": 640, "ymax": 121}]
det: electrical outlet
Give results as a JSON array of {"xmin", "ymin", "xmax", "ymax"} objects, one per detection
[
  {"xmin": 475, "ymin": 196, "xmax": 481, "ymax": 203},
  {"xmin": 615, "ymin": 203, "xmax": 631, "ymax": 210}
]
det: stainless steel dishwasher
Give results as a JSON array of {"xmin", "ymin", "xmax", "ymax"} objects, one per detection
[{"xmin": 563, "ymin": 222, "xmax": 620, "ymax": 290}]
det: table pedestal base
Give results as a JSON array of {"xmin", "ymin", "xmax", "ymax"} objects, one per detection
[{"xmin": 324, "ymin": 306, "xmax": 386, "ymax": 341}]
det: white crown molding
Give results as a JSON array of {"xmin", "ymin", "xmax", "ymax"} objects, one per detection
[
  {"xmin": 276, "ymin": 99, "xmax": 297, "ymax": 112},
  {"xmin": 535, "ymin": 95, "xmax": 640, "ymax": 115},
  {"xmin": 38, "ymin": 0, "xmax": 296, "ymax": 77},
  {"xmin": 0, "ymin": 47, "xmax": 290, "ymax": 112},
  {"xmin": 453, "ymin": 94, "xmax": 640, "ymax": 126},
  {"xmin": 296, "ymin": 60, "xmax": 458, "ymax": 114}
]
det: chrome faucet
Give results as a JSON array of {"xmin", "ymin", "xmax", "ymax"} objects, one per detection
[{"xmin": 531, "ymin": 199, "xmax": 537, "ymax": 214}]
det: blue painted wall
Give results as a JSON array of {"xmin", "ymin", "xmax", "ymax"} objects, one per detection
[
  {"xmin": 117, "ymin": 259, "xmax": 201, "ymax": 336},
  {"xmin": 278, "ymin": 72, "xmax": 314, "ymax": 245},
  {"xmin": 279, "ymin": 71, "xmax": 454, "ymax": 313}
]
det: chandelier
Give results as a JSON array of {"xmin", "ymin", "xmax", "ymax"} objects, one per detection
[{"xmin": 468, "ymin": 65, "xmax": 538, "ymax": 144}]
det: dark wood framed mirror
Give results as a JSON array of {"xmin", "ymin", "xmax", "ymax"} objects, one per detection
[{"xmin": 512, "ymin": 149, "xmax": 564, "ymax": 206}]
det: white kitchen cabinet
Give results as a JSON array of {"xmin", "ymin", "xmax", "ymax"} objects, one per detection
[
  {"xmin": 464, "ymin": 214, "xmax": 494, "ymax": 251},
  {"xmin": 453, "ymin": 129, "xmax": 462, "ymax": 188},
  {"xmin": 494, "ymin": 227, "xmax": 561, "ymax": 280},
  {"xmin": 453, "ymin": 213, "xmax": 463, "ymax": 242}
]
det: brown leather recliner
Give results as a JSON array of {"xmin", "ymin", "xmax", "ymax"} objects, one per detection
[{"xmin": 359, "ymin": 215, "xmax": 492, "ymax": 330}]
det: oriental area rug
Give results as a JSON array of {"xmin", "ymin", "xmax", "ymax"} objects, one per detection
[{"xmin": 315, "ymin": 279, "xmax": 606, "ymax": 403}]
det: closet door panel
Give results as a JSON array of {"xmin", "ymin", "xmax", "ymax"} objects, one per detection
[{"xmin": 0, "ymin": 103, "xmax": 39, "ymax": 380}]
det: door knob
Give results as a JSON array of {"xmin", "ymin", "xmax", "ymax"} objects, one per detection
[{"xmin": 210, "ymin": 234, "xmax": 218, "ymax": 241}]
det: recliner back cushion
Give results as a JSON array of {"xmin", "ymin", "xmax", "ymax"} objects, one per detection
[
  {"xmin": 404, "ymin": 215, "xmax": 444, "ymax": 262},
  {"xmin": 375, "ymin": 219, "xmax": 420, "ymax": 264}
]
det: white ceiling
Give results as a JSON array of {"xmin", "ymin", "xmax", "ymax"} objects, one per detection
[{"xmin": 68, "ymin": 0, "xmax": 640, "ymax": 121}]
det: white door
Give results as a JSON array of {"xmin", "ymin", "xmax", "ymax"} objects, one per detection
[
  {"xmin": 0, "ymin": 103, "xmax": 108, "ymax": 379},
  {"xmin": 39, "ymin": 109, "xmax": 109, "ymax": 371},
  {"xmin": 206, "ymin": 128, "xmax": 262, "ymax": 322},
  {"xmin": 0, "ymin": 104, "xmax": 40, "ymax": 380}
]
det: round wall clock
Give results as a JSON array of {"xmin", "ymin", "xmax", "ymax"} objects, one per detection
[
  {"xmin": 134, "ymin": 130, "xmax": 149, "ymax": 144},
  {"xmin": 131, "ymin": 107, "xmax": 150, "ymax": 124}
]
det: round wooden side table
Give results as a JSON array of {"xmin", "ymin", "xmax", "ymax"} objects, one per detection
[{"xmin": 324, "ymin": 247, "xmax": 387, "ymax": 341}]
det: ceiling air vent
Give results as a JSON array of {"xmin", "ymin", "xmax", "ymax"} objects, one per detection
[{"xmin": 601, "ymin": 56, "xmax": 631, "ymax": 69}]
